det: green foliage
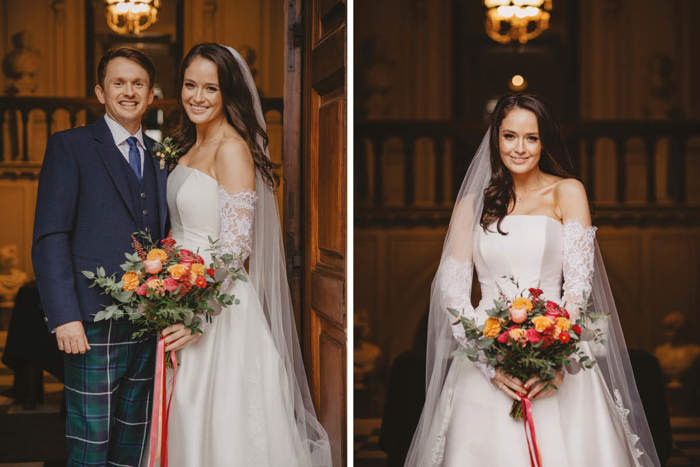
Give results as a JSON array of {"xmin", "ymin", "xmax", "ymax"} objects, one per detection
[
  {"xmin": 83, "ymin": 232, "xmax": 245, "ymax": 340},
  {"xmin": 450, "ymin": 284, "xmax": 604, "ymax": 420}
]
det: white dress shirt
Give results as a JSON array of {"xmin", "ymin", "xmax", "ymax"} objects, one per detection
[{"xmin": 103, "ymin": 113, "xmax": 146, "ymax": 174}]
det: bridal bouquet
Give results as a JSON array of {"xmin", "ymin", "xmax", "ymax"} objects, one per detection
[
  {"xmin": 82, "ymin": 230, "xmax": 245, "ymax": 340},
  {"xmin": 83, "ymin": 230, "xmax": 246, "ymax": 467},
  {"xmin": 449, "ymin": 281, "xmax": 603, "ymax": 419}
]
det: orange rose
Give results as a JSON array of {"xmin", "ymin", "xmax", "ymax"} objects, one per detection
[
  {"xmin": 555, "ymin": 317, "xmax": 571, "ymax": 332},
  {"xmin": 552, "ymin": 326, "xmax": 562, "ymax": 339},
  {"xmin": 147, "ymin": 278, "xmax": 164, "ymax": 289},
  {"xmin": 189, "ymin": 271, "xmax": 199, "ymax": 284},
  {"xmin": 121, "ymin": 271, "xmax": 140, "ymax": 292},
  {"xmin": 511, "ymin": 297, "xmax": 533, "ymax": 313},
  {"xmin": 532, "ymin": 315, "xmax": 554, "ymax": 332},
  {"xmin": 508, "ymin": 327, "xmax": 526, "ymax": 342},
  {"xmin": 168, "ymin": 264, "xmax": 188, "ymax": 280},
  {"xmin": 147, "ymin": 248, "xmax": 168, "ymax": 262},
  {"xmin": 191, "ymin": 263, "xmax": 206, "ymax": 276},
  {"xmin": 482, "ymin": 317, "xmax": 501, "ymax": 338}
]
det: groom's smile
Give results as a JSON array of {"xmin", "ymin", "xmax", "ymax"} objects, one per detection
[{"xmin": 95, "ymin": 56, "xmax": 154, "ymax": 134}]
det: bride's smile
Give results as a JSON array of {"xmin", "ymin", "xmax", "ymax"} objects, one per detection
[
  {"xmin": 499, "ymin": 107, "xmax": 542, "ymax": 175},
  {"xmin": 181, "ymin": 56, "xmax": 223, "ymax": 125}
]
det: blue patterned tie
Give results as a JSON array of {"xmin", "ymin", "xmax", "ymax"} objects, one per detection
[{"xmin": 126, "ymin": 136, "xmax": 142, "ymax": 182}]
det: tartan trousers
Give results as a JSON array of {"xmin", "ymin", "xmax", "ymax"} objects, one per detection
[{"xmin": 63, "ymin": 319, "xmax": 156, "ymax": 466}]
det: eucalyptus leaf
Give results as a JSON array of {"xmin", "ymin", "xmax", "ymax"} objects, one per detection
[{"xmin": 477, "ymin": 338, "xmax": 493, "ymax": 350}]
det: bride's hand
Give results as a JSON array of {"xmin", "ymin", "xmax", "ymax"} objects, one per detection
[
  {"xmin": 491, "ymin": 369, "xmax": 526, "ymax": 401},
  {"xmin": 162, "ymin": 324, "xmax": 201, "ymax": 352},
  {"xmin": 525, "ymin": 369, "xmax": 565, "ymax": 400}
]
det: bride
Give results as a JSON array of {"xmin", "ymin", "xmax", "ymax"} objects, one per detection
[
  {"xmin": 404, "ymin": 94, "xmax": 661, "ymax": 466},
  {"xmin": 157, "ymin": 43, "xmax": 331, "ymax": 466}
]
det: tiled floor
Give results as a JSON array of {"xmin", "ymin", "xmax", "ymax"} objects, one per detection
[
  {"xmin": 0, "ymin": 331, "xmax": 64, "ymax": 416},
  {"xmin": 0, "ymin": 331, "xmax": 64, "ymax": 465},
  {"xmin": 354, "ymin": 416, "xmax": 700, "ymax": 467}
]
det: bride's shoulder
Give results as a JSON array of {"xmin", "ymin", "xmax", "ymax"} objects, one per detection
[
  {"xmin": 214, "ymin": 136, "xmax": 255, "ymax": 191},
  {"xmin": 552, "ymin": 177, "xmax": 586, "ymax": 197},
  {"xmin": 215, "ymin": 135, "xmax": 252, "ymax": 162},
  {"xmin": 553, "ymin": 178, "xmax": 591, "ymax": 224}
]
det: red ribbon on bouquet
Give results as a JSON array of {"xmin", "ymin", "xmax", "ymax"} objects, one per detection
[
  {"xmin": 519, "ymin": 394, "xmax": 542, "ymax": 467},
  {"xmin": 148, "ymin": 337, "xmax": 178, "ymax": 467}
]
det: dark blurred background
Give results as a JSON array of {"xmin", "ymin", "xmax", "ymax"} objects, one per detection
[{"xmin": 353, "ymin": 1, "xmax": 700, "ymax": 466}]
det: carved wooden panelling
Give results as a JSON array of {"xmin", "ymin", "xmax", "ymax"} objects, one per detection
[
  {"xmin": 316, "ymin": 93, "xmax": 346, "ymax": 264},
  {"xmin": 356, "ymin": 226, "xmax": 700, "ymax": 372},
  {"xmin": 0, "ymin": 181, "xmax": 38, "ymax": 275},
  {"xmin": 597, "ymin": 232, "xmax": 647, "ymax": 348},
  {"xmin": 303, "ymin": 0, "xmax": 346, "ymax": 464},
  {"xmin": 318, "ymin": 322, "xmax": 345, "ymax": 467}
]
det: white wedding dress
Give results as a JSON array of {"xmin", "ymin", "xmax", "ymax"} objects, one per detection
[
  {"xmin": 163, "ymin": 165, "xmax": 314, "ymax": 466},
  {"xmin": 428, "ymin": 215, "xmax": 642, "ymax": 466}
]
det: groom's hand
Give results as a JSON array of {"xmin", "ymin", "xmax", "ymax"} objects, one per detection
[
  {"xmin": 56, "ymin": 321, "xmax": 91, "ymax": 354},
  {"xmin": 162, "ymin": 324, "xmax": 201, "ymax": 352}
]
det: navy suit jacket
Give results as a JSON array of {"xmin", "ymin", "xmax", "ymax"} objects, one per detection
[{"xmin": 32, "ymin": 117, "xmax": 168, "ymax": 329}]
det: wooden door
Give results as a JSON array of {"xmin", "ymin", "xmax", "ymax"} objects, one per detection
[{"xmin": 302, "ymin": 1, "xmax": 347, "ymax": 466}]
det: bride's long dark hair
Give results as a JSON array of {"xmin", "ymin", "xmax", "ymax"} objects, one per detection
[
  {"xmin": 172, "ymin": 43, "xmax": 276, "ymax": 187},
  {"xmin": 481, "ymin": 93, "xmax": 574, "ymax": 234}
]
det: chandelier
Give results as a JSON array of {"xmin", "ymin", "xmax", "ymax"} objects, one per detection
[
  {"xmin": 105, "ymin": 0, "xmax": 160, "ymax": 35},
  {"xmin": 484, "ymin": 0, "xmax": 552, "ymax": 45}
]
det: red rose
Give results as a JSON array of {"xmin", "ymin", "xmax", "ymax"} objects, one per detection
[
  {"xmin": 541, "ymin": 335, "xmax": 555, "ymax": 348},
  {"xmin": 528, "ymin": 288, "xmax": 543, "ymax": 298},
  {"xmin": 561, "ymin": 308, "xmax": 570, "ymax": 319},
  {"xmin": 572, "ymin": 324, "xmax": 582, "ymax": 335},
  {"xmin": 207, "ymin": 268, "xmax": 215, "ymax": 278},
  {"xmin": 497, "ymin": 332, "xmax": 509, "ymax": 344},
  {"xmin": 136, "ymin": 283, "xmax": 148, "ymax": 296},
  {"xmin": 179, "ymin": 249, "xmax": 192, "ymax": 257},
  {"xmin": 178, "ymin": 282, "xmax": 192, "ymax": 296},
  {"xmin": 163, "ymin": 277, "xmax": 178, "ymax": 292},
  {"xmin": 560, "ymin": 332, "xmax": 571, "ymax": 344},
  {"xmin": 179, "ymin": 256, "xmax": 195, "ymax": 266},
  {"xmin": 525, "ymin": 328, "xmax": 541, "ymax": 344},
  {"xmin": 545, "ymin": 301, "xmax": 561, "ymax": 319},
  {"xmin": 161, "ymin": 236, "xmax": 176, "ymax": 248},
  {"xmin": 195, "ymin": 255, "xmax": 205, "ymax": 265},
  {"xmin": 194, "ymin": 276, "xmax": 207, "ymax": 288}
]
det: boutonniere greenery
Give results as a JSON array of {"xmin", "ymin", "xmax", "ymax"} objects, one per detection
[{"xmin": 152, "ymin": 137, "xmax": 183, "ymax": 171}]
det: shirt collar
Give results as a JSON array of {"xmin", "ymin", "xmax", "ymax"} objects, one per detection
[{"xmin": 103, "ymin": 113, "xmax": 145, "ymax": 149}]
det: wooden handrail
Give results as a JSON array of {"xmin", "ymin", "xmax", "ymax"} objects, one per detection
[
  {"xmin": 356, "ymin": 119, "xmax": 700, "ymax": 226},
  {"xmin": 0, "ymin": 97, "xmax": 283, "ymax": 163}
]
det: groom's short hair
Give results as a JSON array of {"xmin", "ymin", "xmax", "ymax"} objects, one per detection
[{"xmin": 97, "ymin": 47, "xmax": 156, "ymax": 88}]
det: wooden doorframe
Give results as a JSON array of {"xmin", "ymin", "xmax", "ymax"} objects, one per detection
[{"xmin": 283, "ymin": 0, "xmax": 304, "ymax": 330}]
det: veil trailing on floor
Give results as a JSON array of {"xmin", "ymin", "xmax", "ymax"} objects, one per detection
[
  {"xmin": 223, "ymin": 45, "xmax": 332, "ymax": 466},
  {"xmin": 403, "ymin": 130, "xmax": 660, "ymax": 467}
]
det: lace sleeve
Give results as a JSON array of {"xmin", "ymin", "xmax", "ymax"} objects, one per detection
[
  {"xmin": 218, "ymin": 187, "xmax": 257, "ymax": 270},
  {"xmin": 562, "ymin": 221, "xmax": 597, "ymax": 319},
  {"xmin": 437, "ymin": 257, "xmax": 495, "ymax": 380}
]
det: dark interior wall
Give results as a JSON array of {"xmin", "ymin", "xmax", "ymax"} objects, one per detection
[{"xmin": 452, "ymin": 0, "xmax": 579, "ymax": 122}]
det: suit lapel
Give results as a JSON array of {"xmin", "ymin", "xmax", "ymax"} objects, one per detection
[
  {"xmin": 92, "ymin": 118, "xmax": 138, "ymax": 222},
  {"xmin": 144, "ymin": 135, "xmax": 168, "ymax": 236}
]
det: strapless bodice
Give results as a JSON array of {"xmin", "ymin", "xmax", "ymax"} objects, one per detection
[
  {"xmin": 474, "ymin": 215, "xmax": 563, "ymax": 310},
  {"xmin": 166, "ymin": 165, "xmax": 220, "ymax": 262}
]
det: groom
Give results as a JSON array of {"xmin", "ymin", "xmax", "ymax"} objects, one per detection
[{"xmin": 32, "ymin": 47, "xmax": 166, "ymax": 466}]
